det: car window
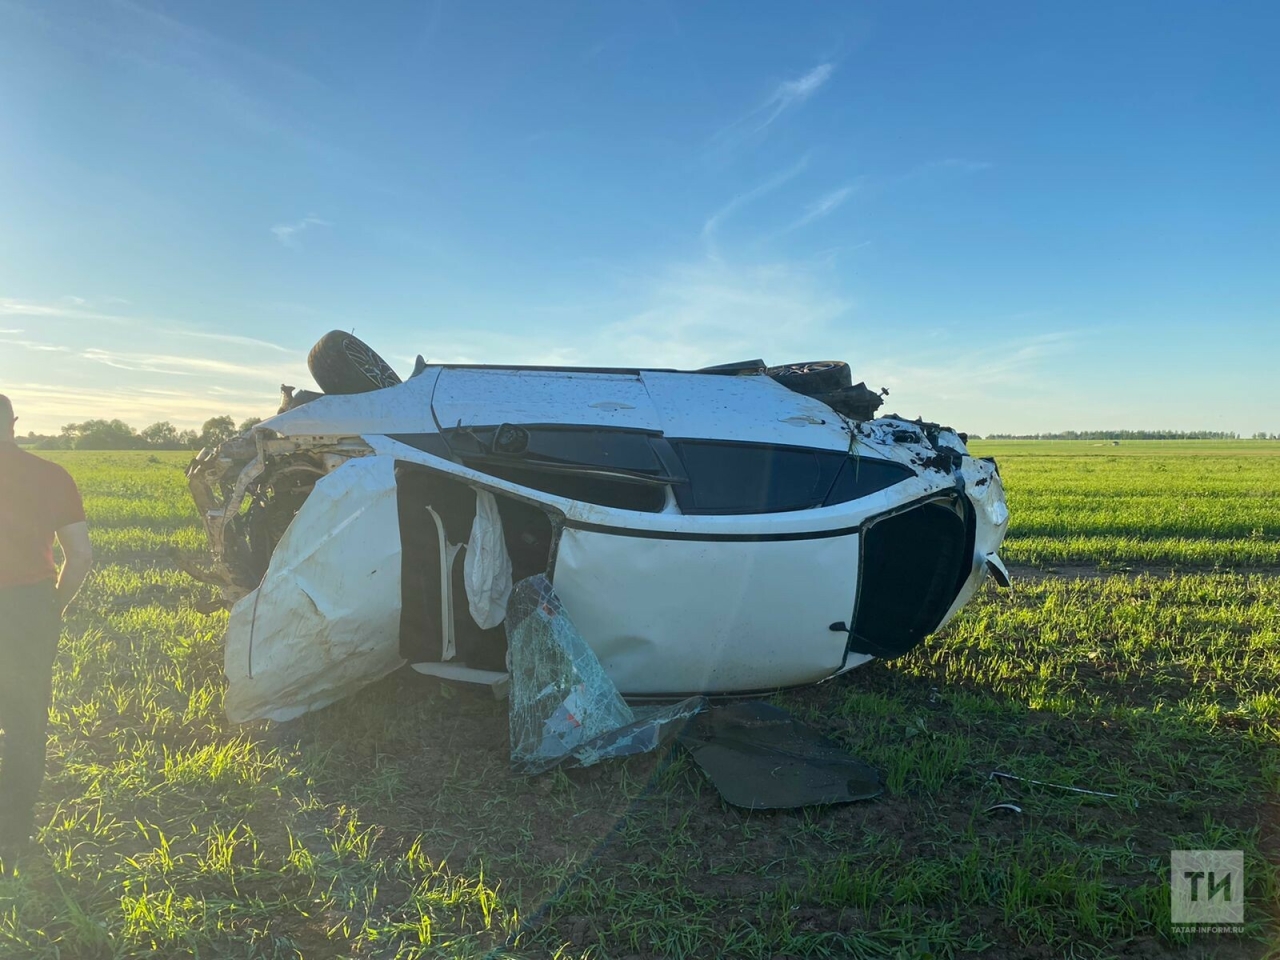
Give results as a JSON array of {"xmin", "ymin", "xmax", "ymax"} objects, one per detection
[
  {"xmin": 670, "ymin": 441, "xmax": 845, "ymax": 514},
  {"xmin": 444, "ymin": 425, "xmax": 669, "ymax": 476},
  {"xmin": 823, "ymin": 455, "xmax": 914, "ymax": 505}
]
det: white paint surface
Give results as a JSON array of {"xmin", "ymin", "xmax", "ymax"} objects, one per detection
[
  {"xmin": 641, "ymin": 370, "xmax": 852, "ymax": 449},
  {"xmin": 262, "ymin": 368, "xmax": 442, "ymax": 438},
  {"xmin": 433, "ymin": 368, "xmax": 659, "ymax": 430},
  {"xmin": 552, "ymin": 528, "xmax": 860, "ymax": 694}
]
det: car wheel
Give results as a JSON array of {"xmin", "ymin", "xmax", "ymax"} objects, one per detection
[
  {"xmin": 766, "ymin": 360, "xmax": 852, "ymax": 395},
  {"xmin": 307, "ymin": 331, "xmax": 402, "ymax": 395}
]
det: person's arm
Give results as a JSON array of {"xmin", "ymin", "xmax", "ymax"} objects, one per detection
[{"xmin": 54, "ymin": 521, "xmax": 93, "ymax": 615}]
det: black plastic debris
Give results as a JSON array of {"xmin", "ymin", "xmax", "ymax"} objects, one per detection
[{"xmin": 678, "ymin": 701, "xmax": 882, "ymax": 810}]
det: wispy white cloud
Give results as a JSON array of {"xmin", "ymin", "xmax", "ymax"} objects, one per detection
[
  {"xmin": 601, "ymin": 259, "xmax": 850, "ymax": 369},
  {"xmin": 79, "ymin": 348, "xmax": 288, "ymax": 381},
  {"xmin": 0, "ymin": 297, "xmax": 292, "ymax": 352},
  {"xmin": 763, "ymin": 64, "xmax": 835, "ymax": 126},
  {"xmin": 417, "ymin": 255, "xmax": 851, "ymax": 372},
  {"xmin": 780, "ymin": 184, "xmax": 858, "ymax": 236},
  {"xmin": 2, "ymin": 297, "xmax": 305, "ymax": 431},
  {"xmin": 1, "ymin": 337, "xmax": 72, "ymax": 353},
  {"xmin": 866, "ymin": 331, "xmax": 1081, "ymax": 415},
  {"xmin": 170, "ymin": 330, "xmax": 295, "ymax": 352},
  {"xmin": 271, "ymin": 216, "xmax": 331, "ymax": 248},
  {"xmin": 711, "ymin": 63, "xmax": 835, "ymax": 154},
  {"xmin": 702, "ymin": 156, "xmax": 810, "ymax": 247},
  {"xmin": 0, "ymin": 297, "xmax": 132, "ymax": 325}
]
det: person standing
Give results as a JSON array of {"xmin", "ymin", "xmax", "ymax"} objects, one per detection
[{"xmin": 0, "ymin": 394, "xmax": 92, "ymax": 865}]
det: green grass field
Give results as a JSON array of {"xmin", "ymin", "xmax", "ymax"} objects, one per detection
[{"xmin": 1, "ymin": 442, "xmax": 1277, "ymax": 959}]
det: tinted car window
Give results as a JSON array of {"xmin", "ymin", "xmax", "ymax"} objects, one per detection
[
  {"xmin": 823, "ymin": 456, "xmax": 914, "ymax": 505},
  {"xmin": 671, "ymin": 441, "xmax": 845, "ymax": 514},
  {"xmin": 477, "ymin": 462, "xmax": 668, "ymax": 512},
  {"xmin": 444, "ymin": 425, "xmax": 667, "ymax": 475}
]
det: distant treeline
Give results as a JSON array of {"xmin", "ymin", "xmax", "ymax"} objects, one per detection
[
  {"xmin": 983, "ymin": 430, "xmax": 1273, "ymax": 440},
  {"xmin": 17, "ymin": 416, "xmax": 263, "ymax": 451}
]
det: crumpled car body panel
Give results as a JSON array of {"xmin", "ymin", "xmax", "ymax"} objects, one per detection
[{"xmin": 224, "ymin": 455, "xmax": 404, "ymax": 723}]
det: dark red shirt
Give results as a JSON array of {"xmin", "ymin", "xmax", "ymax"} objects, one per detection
[{"xmin": 0, "ymin": 443, "xmax": 86, "ymax": 588}]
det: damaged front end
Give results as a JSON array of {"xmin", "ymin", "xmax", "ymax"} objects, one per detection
[{"xmin": 183, "ymin": 430, "xmax": 374, "ymax": 601}]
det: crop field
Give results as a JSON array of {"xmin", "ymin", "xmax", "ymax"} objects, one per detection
[{"xmin": 0, "ymin": 441, "xmax": 1277, "ymax": 959}]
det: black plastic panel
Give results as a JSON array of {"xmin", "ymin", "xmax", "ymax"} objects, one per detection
[{"xmin": 396, "ymin": 466, "xmax": 475, "ymax": 663}]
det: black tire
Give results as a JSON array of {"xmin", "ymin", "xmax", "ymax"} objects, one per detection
[
  {"xmin": 766, "ymin": 360, "xmax": 852, "ymax": 396},
  {"xmin": 307, "ymin": 331, "xmax": 402, "ymax": 395}
]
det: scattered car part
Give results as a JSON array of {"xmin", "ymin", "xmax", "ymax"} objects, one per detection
[
  {"xmin": 697, "ymin": 359, "xmax": 767, "ymax": 376},
  {"xmin": 278, "ymin": 384, "xmax": 324, "ymax": 415},
  {"xmin": 815, "ymin": 382, "xmax": 886, "ymax": 421},
  {"xmin": 988, "ymin": 771, "xmax": 1122, "ymax": 800},
  {"xmin": 986, "ymin": 554, "xmax": 1012, "ymax": 588},
  {"xmin": 678, "ymin": 701, "xmax": 882, "ymax": 809},
  {"xmin": 985, "ymin": 803, "xmax": 1024, "ymax": 815},
  {"xmin": 307, "ymin": 330, "xmax": 403, "ymax": 395},
  {"xmin": 766, "ymin": 360, "xmax": 852, "ymax": 395},
  {"xmin": 505, "ymin": 575, "xmax": 705, "ymax": 774},
  {"xmin": 412, "ymin": 661, "xmax": 510, "ymax": 699}
]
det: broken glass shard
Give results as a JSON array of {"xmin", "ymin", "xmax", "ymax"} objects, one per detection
[{"xmin": 505, "ymin": 575, "xmax": 704, "ymax": 774}]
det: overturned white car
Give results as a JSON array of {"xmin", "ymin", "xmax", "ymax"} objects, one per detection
[{"xmin": 186, "ymin": 333, "xmax": 1009, "ymax": 723}]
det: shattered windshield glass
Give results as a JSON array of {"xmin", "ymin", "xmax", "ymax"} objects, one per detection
[{"xmin": 505, "ymin": 575, "xmax": 704, "ymax": 774}]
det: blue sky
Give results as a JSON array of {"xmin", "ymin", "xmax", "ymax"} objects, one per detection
[{"xmin": 1, "ymin": 1, "xmax": 1276, "ymax": 435}]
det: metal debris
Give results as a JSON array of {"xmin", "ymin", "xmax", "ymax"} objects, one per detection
[
  {"xmin": 984, "ymin": 802, "xmax": 1024, "ymax": 815},
  {"xmin": 989, "ymin": 770, "xmax": 1122, "ymax": 800}
]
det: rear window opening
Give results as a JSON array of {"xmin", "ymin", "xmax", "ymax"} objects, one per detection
[
  {"xmin": 849, "ymin": 496, "xmax": 973, "ymax": 658},
  {"xmin": 396, "ymin": 464, "xmax": 555, "ymax": 671}
]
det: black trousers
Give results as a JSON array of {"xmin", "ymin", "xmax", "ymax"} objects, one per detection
[{"xmin": 0, "ymin": 581, "xmax": 59, "ymax": 844}]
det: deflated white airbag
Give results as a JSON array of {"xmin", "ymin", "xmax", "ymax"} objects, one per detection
[{"xmin": 464, "ymin": 490, "xmax": 513, "ymax": 631}]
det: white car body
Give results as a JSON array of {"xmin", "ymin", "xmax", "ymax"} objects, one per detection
[{"xmin": 186, "ymin": 364, "xmax": 1009, "ymax": 722}]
